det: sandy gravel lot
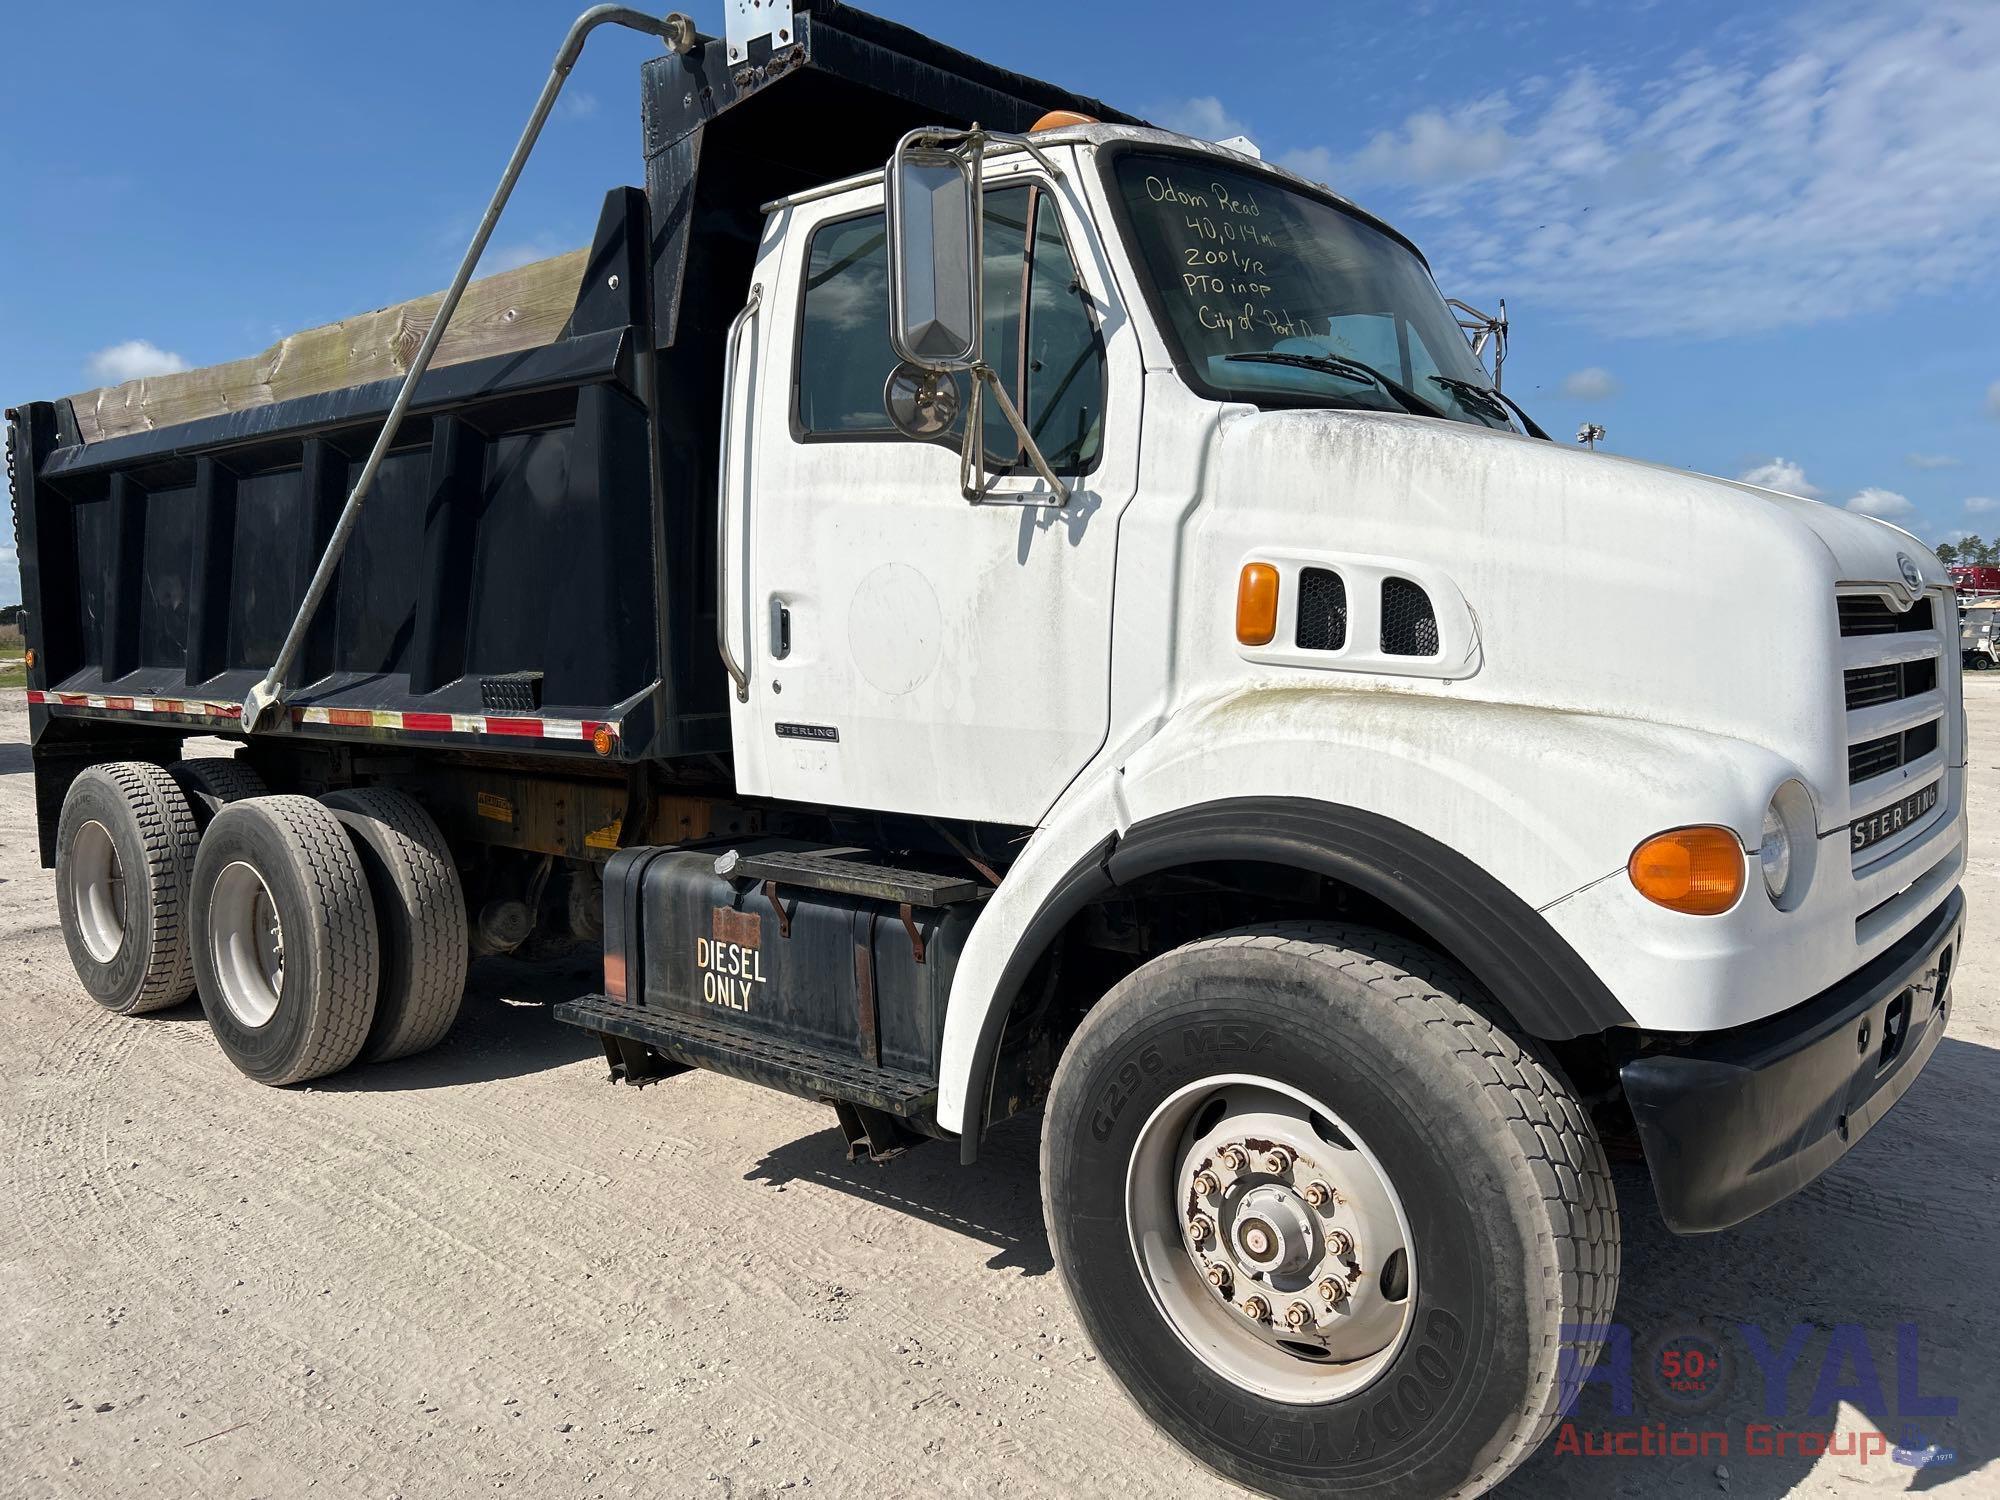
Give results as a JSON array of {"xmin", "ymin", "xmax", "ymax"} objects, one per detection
[{"xmin": 3, "ymin": 686, "xmax": 1997, "ymax": 1499}]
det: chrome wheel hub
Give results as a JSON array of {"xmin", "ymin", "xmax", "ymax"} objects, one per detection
[
  {"xmin": 1127, "ymin": 1075, "xmax": 1416, "ymax": 1404},
  {"xmin": 208, "ymin": 861, "xmax": 286, "ymax": 1028},
  {"xmin": 69, "ymin": 820, "xmax": 127, "ymax": 964}
]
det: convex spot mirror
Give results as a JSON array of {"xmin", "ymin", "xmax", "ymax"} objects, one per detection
[
  {"xmin": 883, "ymin": 361, "xmax": 961, "ymax": 439},
  {"xmin": 887, "ymin": 141, "xmax": 981, "ymax": 370}
]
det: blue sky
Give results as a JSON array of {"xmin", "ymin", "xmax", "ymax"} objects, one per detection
[{"xmin": 5, "ymin": 0, "xmax": 1998, "ymax": 608}]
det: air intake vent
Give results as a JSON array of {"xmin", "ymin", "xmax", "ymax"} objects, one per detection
[
  {"xmin": 1838, "ymin": 596, "xmax": 1933, "ymax": 636},
  {"xmin": 1295, "ymin": 568, "xmax": 1348, "ymax": 650},
  {"xmin": 1380, "ymin": 578, "xmax": 1439, "ymax": 656},
  {"xmin": 1848, "ymin": 720, "xmax": 1939, "ymax": 784}
]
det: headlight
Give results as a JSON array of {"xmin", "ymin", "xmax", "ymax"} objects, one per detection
[
  {"xmin": 1758, "ymin": 804, "xmax": 1791, "ymax": 898},
  {"xmin": 1760, "ymin": 780, "xmax": 1816, "ymax": 909}
]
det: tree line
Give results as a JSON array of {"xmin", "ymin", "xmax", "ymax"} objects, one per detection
[{"xmin": 1934, "ymin": 537, "xmax": 1997, "ymax": 566}]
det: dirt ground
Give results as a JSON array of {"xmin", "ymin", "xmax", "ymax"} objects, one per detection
[{"xmin": 3, "ymin": 687, "xmax": 1997, "ymax": 1500}]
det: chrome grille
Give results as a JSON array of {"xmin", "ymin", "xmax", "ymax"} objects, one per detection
[{"xmin": 1838, "ymin": 587, "xmax": 1950, "ymax": 874}]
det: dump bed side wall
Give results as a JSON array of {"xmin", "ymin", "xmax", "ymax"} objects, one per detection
[{"xmin": 12, "ymin": 191, "xmax": 721, "ymax": 798}]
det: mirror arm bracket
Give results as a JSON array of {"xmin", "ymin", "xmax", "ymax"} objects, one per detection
[{"xmin": 960, "ymin": 366, "xmax": 1070, "ymax": 507}]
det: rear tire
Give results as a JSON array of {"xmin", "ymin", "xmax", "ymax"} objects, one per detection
[
  {"xmin": 191, "ymin": 796, "xmax": 380, "ymax": 1085},
  {"xmin": 1042, "ymin": 924, "xmax": 1619, "ymax": 1500},
  {"xmin": 321, "ymin": 788, "xmax": 469, "ymax": 1061},
  {"xmin": 54, "ymin": 762, "xmax": 201, "ymax": 1014},
  {"xmin": 169, "ymin": 756, "xmax": 269, "ymax": 828}
]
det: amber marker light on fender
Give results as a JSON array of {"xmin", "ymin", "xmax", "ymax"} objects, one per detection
[
  {"xmin": 1628, "ymin": 826, "xmax": 1746, "ymax": 915},
  {"xmin": 1237, "ymin": 563, "xmax": 1280, "ymax": 646}
]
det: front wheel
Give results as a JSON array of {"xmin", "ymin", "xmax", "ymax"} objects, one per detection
[{"xmin": 1042, "ymin": 926, "xmax": 1619, "ymax": 1500}]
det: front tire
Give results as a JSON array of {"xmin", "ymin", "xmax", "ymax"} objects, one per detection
[
  {"xmin": 1042, "ymin": 926, "xmax": 1618, "ymax": 1500},
  {"xmin": 190, "ymin": 796, "xmax": 380, "ymax": 1085}
]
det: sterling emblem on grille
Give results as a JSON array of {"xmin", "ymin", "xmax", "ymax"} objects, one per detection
[{"xmin": 1898, "ymin": 554, "xmax": 1924, "ymax": 598}]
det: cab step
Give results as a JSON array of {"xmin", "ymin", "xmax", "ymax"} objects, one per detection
[
  {"xmin": 555, "ymin": 993, "xmax": 939, "ymax": 1120},
  {"xmin": 723, "ymin": 847, "xmax": 986, "ymax": 908}
]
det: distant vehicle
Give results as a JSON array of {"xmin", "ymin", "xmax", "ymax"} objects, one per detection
[
  {"xmin": 1949, "ymin": 563, "xmax": 2000, "ymax": 597},
  {"xmin": 1964, "ymin": 600, "xmax": 2000, "ymax": 670}
]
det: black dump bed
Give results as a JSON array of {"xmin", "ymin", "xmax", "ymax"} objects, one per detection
[{"xmin": 6, "ymin": 4, "xmax": 1132, "ymax": 780}]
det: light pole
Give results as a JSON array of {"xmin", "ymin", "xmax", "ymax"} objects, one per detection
[{"xmin": 1576, "ymin": 423, "xmax": 1605, "ymax": 451}]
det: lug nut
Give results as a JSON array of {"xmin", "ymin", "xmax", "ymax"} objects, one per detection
[
  {"xmin": 1302, "ymin": 1180, "xmax": 1334, "ymax": 1208},
  {"xmin": 1205, "ymin": 1263, "xmax": 1233, "ymax": 1293},
  {"xmin": 1192, "ymin": 1170, "xmax": 1220, "ymax": 1198},
  {"xmin": 1318, "ymin": 1276, "xmax": 1348, "ymax": 1304},
  {"xmin": 1187, "ymin": 1215, "xmax": 1213, "ymax": 1244},
  {"xmin": 1284, "ymin": 1301, "xmax": 1316, "ymax": 1331},
  {"xmin": 1263, "ymin": 1147, "xmax": 1294, "ymax": 1174},
  {"xmin": 1241, "ymin": 1295, "xmax": 1271, "ymax": 1322},
  {"xmin": 1324, "ymin": 1228, "xmax": 1354, "ymax": 1258},
  {"xmin": 1218, "ymin": 1145, "xmax": 1250, "ymax": 1172}
]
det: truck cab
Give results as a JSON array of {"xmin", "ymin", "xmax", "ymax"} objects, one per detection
[{"xmin": 8, "ymin": 9, "xmax": 1964, "ymax": 1498}]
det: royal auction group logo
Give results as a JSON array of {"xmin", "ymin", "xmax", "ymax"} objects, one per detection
[{"xmin": 1553, "ymin": 1319, "xmax": 1958, "ymax": 1469}]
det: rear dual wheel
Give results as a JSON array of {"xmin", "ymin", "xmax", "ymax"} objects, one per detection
[
  {"xmin": 55, "ymin": 763, "xmax": 201, "ymax": 1014},
  {"xmin": 192, "ymin": 796, "xmax": 381, "ymax": 1085},
  {"xmin": 190, "ymin": 789, "xmax": 468, "ymax": 1083},
  {"xmin": 1043, "ymin": 926, "xmax": 1619, "ymax": 1500},
  {"xmin": 57, "ymin": 762, "xmax": 469, "ymax": 1084}
]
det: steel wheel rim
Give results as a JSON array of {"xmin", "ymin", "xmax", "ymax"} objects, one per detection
[
  {"xmin": 1125, "ymin": 1073, "xmax": 1417, "ymax": 1405},
  {"xmin": 69, "ymin": 820, "xmax": 127, "ymax": 963},
  {"xmin": 208, "ymin": 861, "xmax": 285, "ymax": 1028}
]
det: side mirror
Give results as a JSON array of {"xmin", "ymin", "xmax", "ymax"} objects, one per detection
[
  {"xmin": 887, "ymin": 139, "xmax": 981, "ymax": 369},
  {"xmin": 883, "ymin": 361, "xmax": 961, "ymax": 439}
]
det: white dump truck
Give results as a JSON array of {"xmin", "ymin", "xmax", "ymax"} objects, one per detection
[{"xmin": 7, "ymin": 6, "xmax": 1964, "ymax": 1496}]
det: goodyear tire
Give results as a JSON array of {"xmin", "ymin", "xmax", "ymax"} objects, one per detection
[
  {"xmin": 321, "ymin": 788, "xmax": 469, "ymax": 1062},
  {"xmin": 54, "ymin": 762, "xmax": 201, "ymax": 1014},
  {"xmin": 1042, "ymin": 925, "xmax": 1619, "ymax": 1500},
  {"xmin": 190, "ymin": 796, "xmax": 380, "ymax": 1085},
  {"xmin": 169, "ymin": 756, "xmax": 269, "ymax": 829}
]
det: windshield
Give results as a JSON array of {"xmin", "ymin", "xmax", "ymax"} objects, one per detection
[{"xmin": 1111, "ymin": 150, "xmax": 1515, "ymax": 432}]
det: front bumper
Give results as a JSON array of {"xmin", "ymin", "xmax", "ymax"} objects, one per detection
[{"xmin": 1621, "ymin": 886, "xmax": 1962, "ymax": 1234}]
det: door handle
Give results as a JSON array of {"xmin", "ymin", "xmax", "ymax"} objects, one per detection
[{"xmin": 769, "ymin": 597, "xmax": 791, "ymax": 660}]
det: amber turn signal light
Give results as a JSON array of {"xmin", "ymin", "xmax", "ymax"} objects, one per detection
[
  {"xmin": 1236, "ymin": 563, "xmax": 1280, "ymax": 646},
  {"xmin": 592, "ymin": 724, "xmax": 617, "ymax": 757},
  {"xmin": 1628, "ymin": 826, "xmax": 1745, "ymax": 915}
]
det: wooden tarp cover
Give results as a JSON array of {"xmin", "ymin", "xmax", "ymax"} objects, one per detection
[{"xmin": 65, "ymin": 248, "xmax": 588, "ymax": 445}]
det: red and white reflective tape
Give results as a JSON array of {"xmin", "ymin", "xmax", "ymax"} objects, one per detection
[
  {"xmin": 26, "ymin": 690, "xmax": 617, "ymax": 747},
  {"xmin": 27, "ymin": 690, "xmax": 243, "ymax": 720}
]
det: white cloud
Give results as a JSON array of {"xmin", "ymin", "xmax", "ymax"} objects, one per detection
[
  {"xmin": 1297, "ymin": 3, "xmax": 2000, "ymax": 337},
  {"xmin": 1560, "ymin": 366, "xmax": 1620, "ymax": 400},
  {"xmin": 1967, "ymin": 496, "xmax": 1999, "ymax": 514},
  {"xmin": 1736, "ymin": 458, "xmax": 1821, "ymax": 498},
  {"xmin": 1941, "ymin": 528, "xmax": 1975, "ymax": 544},
  {"xmin": 1846, "ymin": 487, "xmax": 1916, "ymax": 519},
  {"xmin": 558, "ymin": 89, "xmax": 599, "ymax": 121},
  {"xmin": 1907, "ymin": 452, "xmax": 1962, "ymax": 470},
  {"xmin": 1988, "ymin": 381, "xmax": 2000, "ymax": 420},
  {"xmin": 1344, "ymin": 97, "xmax": 1515, "ymax": 185},
  {"xmin": 86, "ymin": 338, "xmax": 189, "ymax": 382},
  {"xmin": 1156, "ymin": 96, "xmax": 1251, "ymax": 143},
  {"xmin": 482, "ymin": 237, "xmax": 570, "ymax": 273}
]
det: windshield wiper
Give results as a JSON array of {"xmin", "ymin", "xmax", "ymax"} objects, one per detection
[
  {"xmin": 1428, "ymin": 375, "xmax": 1551, "ymax": 441},
  {"xmin": 1223, "ymin": 351, "xmax": 1443, "ymax": 421}
]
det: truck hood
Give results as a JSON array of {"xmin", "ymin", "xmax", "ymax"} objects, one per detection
[{"xmin": 1200, "ymin": 407, "xmax": 1943, "ymax": 799}]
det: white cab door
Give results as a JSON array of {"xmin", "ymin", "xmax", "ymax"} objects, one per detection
[{"xmin": 727, "ymin": 167, "xmax": 1140, "ymax": 825}]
